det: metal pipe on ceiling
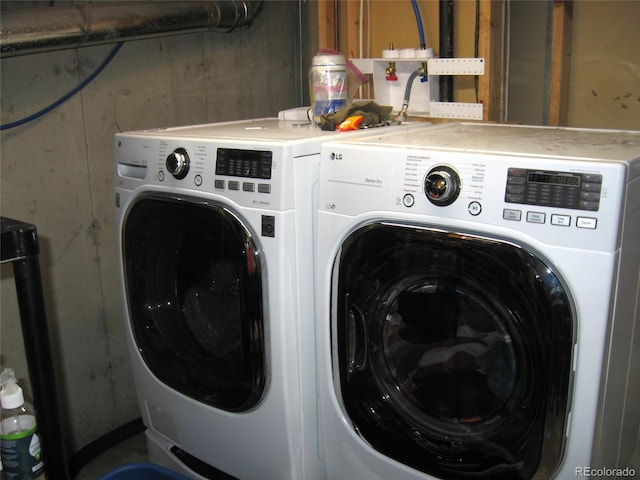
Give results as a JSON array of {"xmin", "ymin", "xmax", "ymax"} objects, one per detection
[{"xmin": 0, "ymin": 1, "xmax": 264, "ymax": 58}]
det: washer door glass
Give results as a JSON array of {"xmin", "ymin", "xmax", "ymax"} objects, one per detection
[
  {"xmin": 335, "ymin": 223, "xmax": 573, "ymax": 479},
  {"xmin": 123, "ymin": 195, "xmax": 264, "ymax": 412}
]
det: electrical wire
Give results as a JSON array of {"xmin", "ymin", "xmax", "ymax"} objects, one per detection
[
  {"xmin": 411, "ymin": 0, "xmax": 427, "ymax": 50},
  {"xmin": 0, "ymin": 42, "xmax": 124, "ymax": 131}
]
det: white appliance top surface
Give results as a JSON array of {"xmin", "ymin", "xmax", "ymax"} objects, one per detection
[
  {"xmin": 338, "ymin": 122, "xmax": 640, "ymax": 162},
  {"xmin": 128, "ymin": 117, "xmax": 353, "ymax": 143}
]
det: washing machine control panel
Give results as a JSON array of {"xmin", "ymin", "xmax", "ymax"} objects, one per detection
[
  {"xmin": 115, "ymin": 135, "xmax": 293, "ymax": 210},
  {"xmin": 212, "ymin": 148, "xmax": 276, "ymax": 202},
  {"xmin": 214, "ymin": 148, "xmax": 273, "ymax": 180}
]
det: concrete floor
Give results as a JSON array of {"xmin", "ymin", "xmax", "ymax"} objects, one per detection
[{"xmin": 74, "ymin": 432, "xmax": 148, "ymax": 480}]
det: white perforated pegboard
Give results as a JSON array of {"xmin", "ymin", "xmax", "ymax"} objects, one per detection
[
  {"xmin": 429, "ymin": 102, "xmax": 484, "ymax": 120},
  {"xmin": 351, "ymin": 57, "xmax": 485, "ymax": 76},
  {"xmin": 426, "ymin": 58, "xmax": 485, "ymax": 75}
]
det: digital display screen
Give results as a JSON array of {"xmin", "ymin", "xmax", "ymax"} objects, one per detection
[
  {"xmin": 527, "ymin": 172, "xmax": 580, "ymax": 187},
  {"xmin": 215, "ymin": 148, "xmax": 272, "ymax": 179}
]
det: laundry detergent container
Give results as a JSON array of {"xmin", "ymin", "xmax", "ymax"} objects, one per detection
[{"xmin": 98, "ymin": 463, "xmax": 189, "ymax": 480}]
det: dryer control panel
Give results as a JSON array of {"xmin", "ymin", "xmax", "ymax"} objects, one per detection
[
  {"xmin": 505, "ymin": 168, "xmax": 603, "ymax": 212},
  {"xmin": 319, "ymin": 141, "xmax": 628, "ymax": 252}
]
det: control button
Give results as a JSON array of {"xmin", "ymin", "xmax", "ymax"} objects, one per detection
[
  {"xmin": 262, "ymin": 215, "xmax": 275, "ymax": 237},
  {"xmin": 507, "ymin": 175, "xmax": 526, "ymax": 185},
  {"xmin": 424, "ymin": 165, "xmax": 461, "ymax": 206},
  {"xmin": 503, "ymin": 209, "xmax": 522, "ymax": 221},
  {"xmin": 580, "ymin": 191, "xmax": 600, "ymax": 201},
  {"xmin": 526, "ymin": 211, "xmax": 546, "ymax": 224},
  {"xmin": 243, "ymin": 182, "xmax": 255, "ymax": 192},
  {"xmin": 403, "ymin": 194, "xmax": 415, "ymax": 207},
  {"xmin": 468, "ymin": 201, "xmax": 482, "ymax": 216},
  {"xmin": 228, "ymin": 181, "xmax": 240, "ymax": 191},
  {"xmin": 507, "ymin": 168, "xmax": 527, "ymax": 179},
  {"xmin": 194, "ymin": 175, "xmax": 203, "ymax": 187},
  {"xmin": 582, "ymin": 174, "xmax": 603, "ymax": 184},
  {"xmin": 582, "ymin": 182, "xmax": 602, "ymax": 192},
  {"xmin": 215, "ymin": 179, "xmax": 225, "ymax": 189},
  {"xmin": 576, "ymin": 217, "xmax": 597, "ymax": 229},
  {"xmin": 260, "ymin": 163, "xmax": 272, "ymax": 179},
  {"xmin": 506, "ymin": 184, "xmax": 525, "ymax": 194},
  {"xmin": 166, "ymin": 147, "xmax": 190, "ymax": 179},
  {"xmin": 258, "ymin": 183, "xmax": 271, "ymax": 194},
  {"xmin": 579, "ymin": 200, "xmax": 600, "ymax": 211},
  {"xmin": 551, "ymin": 214, "xmax": 571, "ymax": 227},
  {"xmin": 158, "ymin": 170, "xmax": 165, "ymax": 182},
  {"xmin": 505, "ymin": 193, "xmax": 525, "ymax": 203}
]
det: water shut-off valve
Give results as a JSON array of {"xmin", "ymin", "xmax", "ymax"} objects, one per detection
[{"xmin": 386, "ymin": 61, "xmax": 398, "ymax": 81}]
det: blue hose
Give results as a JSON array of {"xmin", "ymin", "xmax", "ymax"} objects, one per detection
[
  {"xmin": 411, "ymin": 0, "xmax": 427, "ymax": 50},
  {"xmin": 1, "ymin": 42, "xmax": 124, "ymax": 131}
]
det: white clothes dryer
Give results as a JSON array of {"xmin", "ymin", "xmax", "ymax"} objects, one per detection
[
  {"xmin": 114, "ymin": 118, "xmax": 419, "ymax": 480},
  {"xmin": 315, "ymin": 123, "xmax": 640, "ymax": 479}
]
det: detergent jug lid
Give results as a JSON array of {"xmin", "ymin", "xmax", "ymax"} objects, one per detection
[{"xmin": 312, "ymin": 52, "xmax": 346, "ymax": 66}]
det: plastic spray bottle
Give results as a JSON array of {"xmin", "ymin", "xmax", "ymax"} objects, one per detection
[{"xmin": 0, "ymin": 369, "xmax": 45, "ymax": 479}]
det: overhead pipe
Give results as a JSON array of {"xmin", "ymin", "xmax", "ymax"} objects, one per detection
[
  {"xmin": 439, "ymin": 0, "xmax": 454, "ymax": 102},
  {"xmin": 0, "ymin": 1, "xmax": 264, "ymax": 58}
]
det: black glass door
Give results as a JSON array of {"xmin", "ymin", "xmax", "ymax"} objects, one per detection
[
  {"xmin": 334, "ymin": 223, "xmax": 573, "ymax": 479},
  {"xmin": 123, "ymin": 195, "xmax": 265, "ymax": 412}
]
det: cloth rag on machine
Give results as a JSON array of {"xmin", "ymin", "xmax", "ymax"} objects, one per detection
[{"xmin": 320, "ymin": 101, "xmax": 394, "ymax": 131}]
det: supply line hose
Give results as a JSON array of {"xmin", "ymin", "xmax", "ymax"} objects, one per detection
[
  {"xmin": 394, "ymin": 64, "xmax": 427, "ymax": 124},
  {"xmin": 411, "ymin": 0, "xmax": 427, "ymax": 50},
  {"xmin": 1, "ymin": 42, "xmax": 124, "ymax": 131},
  {"xmin": 395, "ymin": 0, "xmax": 428, "ymax": 125}
]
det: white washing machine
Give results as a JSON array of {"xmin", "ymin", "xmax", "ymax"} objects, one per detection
[
  {"xmin": 114, "ymin": 117, "xmax": 420, "ymax": 480},
  {"xmin": 316, "ymin": 122, "xmax": 640, "ymax": 479}
]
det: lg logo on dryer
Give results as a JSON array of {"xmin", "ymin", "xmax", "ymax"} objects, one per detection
[{"xmin": 330, "ymin": 152, "xmax": 343, "ymax": 160}]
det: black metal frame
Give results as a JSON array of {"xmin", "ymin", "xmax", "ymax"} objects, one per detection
[{"xmin": 1, "ymin": 216, "xmax": 70, "ymax": 480}]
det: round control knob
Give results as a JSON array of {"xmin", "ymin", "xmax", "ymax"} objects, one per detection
[
  {"xmin": 424, "ymin": 166, "xmax": 461, "ymax": 206},
  {"xmin": 166, "ymin": 148, "xmax": 190, "ymax": 179}
]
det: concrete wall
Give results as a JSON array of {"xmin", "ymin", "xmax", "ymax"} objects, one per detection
[{"xmin": 1, "ymin": 1, "xmax": 304, "ymax": 454}]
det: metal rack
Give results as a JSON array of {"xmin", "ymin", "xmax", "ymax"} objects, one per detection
[{"xmin": 1, "ymin": 216, "xmax": 70, "ymax": 480}]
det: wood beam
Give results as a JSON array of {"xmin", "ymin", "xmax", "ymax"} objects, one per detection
[
  {"xmin": 317, "ymin": 0, "xmax": 338, "ymax": 50},
  {"xmin": 343, "ymin": 0, "xmax": 362, "ymax": 59},
  {"xmin": 548, "ymin": 0, "xmax": 573, "ymax": 126},
  {"xmin": 477, "ymin": 0, "xmax": 505, "ymax": 122}
]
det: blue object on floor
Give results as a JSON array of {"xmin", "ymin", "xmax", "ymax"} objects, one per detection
[{"xmin": 97, "ymin": 462, "xmax": 190, "ymax": 480}]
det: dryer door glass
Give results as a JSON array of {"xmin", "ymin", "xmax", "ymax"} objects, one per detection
[
  {"xmin": 334, "ymin": 223, "xmax": 573, "ymax": 479},
  {"xmin": 123, "ymin": 195, "xmax": 264, "ymax": 412}
]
